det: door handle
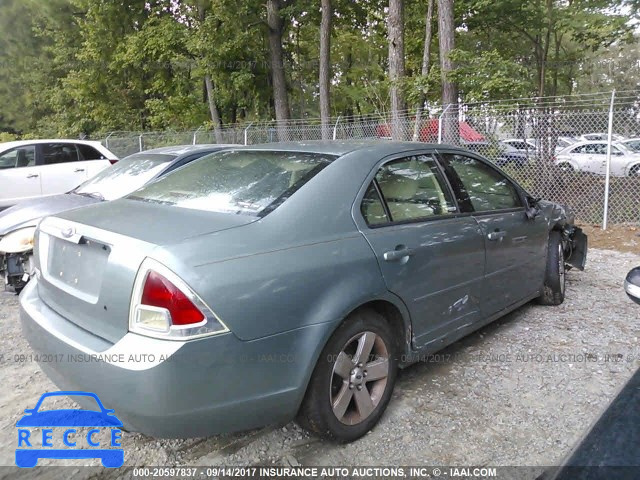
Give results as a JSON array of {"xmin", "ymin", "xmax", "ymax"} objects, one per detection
[
  {"xmin": 74, "ymin": 168, "xmax": 85, "ymax": 173},
  {"xmin": 487, "ymin": 230, "xmax": 507, "ymax": 241},
  {"xmin": 383, "ymin": 247, "xmax": 415, "ymax": 262},
  {"xmin": 26, "ymin": 174, "xmax": 39, "ymax": 178}
]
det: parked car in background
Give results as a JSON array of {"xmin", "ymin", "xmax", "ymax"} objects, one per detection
[
  {"xmin": 503, "ymin": 137, "xmax": 576, "ymax": 155},
  {"xmin": 20, "ymin": 141, "xmax": 587, "ymax": 442},
  {"xmin": 621, "ymin": 138, "xmax": 640, "ymax": 153},
  {"xmin": 0, "ymin": 139, "xmax": 119, "ymax": 210},
  {"xmin": 465, "ymin": 141, "xmax": 531, "ymax": 167},
  {"xmin": 554, "ymin": 141, "xmax": 640, "ymax": 177},
  {"xmin": 578, "ymin": 133, "xmax": 626, "ymax": 142},
  {"xmin": 0, "ymin": 144, "xmax": 234, "ymax": 292}
]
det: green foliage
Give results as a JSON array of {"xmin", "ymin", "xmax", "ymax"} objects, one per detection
[{"xmin": 0, "ymin": 0, "xmax": 637, "ymax": 136}]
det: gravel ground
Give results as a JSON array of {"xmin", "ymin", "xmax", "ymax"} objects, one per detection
[{"xmin": 0, "ymin": 248, "xmax": 638, "ymax": 478}]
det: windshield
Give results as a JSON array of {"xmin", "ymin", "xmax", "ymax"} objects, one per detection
[
  {"xmin": 128, "ymin": 150, "xmax": 335, "ymax": 216},
  {"xmin": 74, "ymin": 154, "xmax": 175, "ymax": 201}
]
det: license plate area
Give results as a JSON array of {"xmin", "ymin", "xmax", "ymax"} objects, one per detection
[{"xmin": 47, "ymin": 236, "xmax": 110, "ymax": 301}]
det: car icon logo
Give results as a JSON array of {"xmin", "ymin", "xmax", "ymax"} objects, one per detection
[
  {"xmin": 15, "ymin": 391, "xmax": 124, "ymax": 468},
  {"xmin": 61, "ymin": 227, "xmax": 75, "ymax": 238}
]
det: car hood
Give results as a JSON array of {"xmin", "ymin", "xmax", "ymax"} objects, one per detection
[{"xmin": 0, "ymin": 194, "xmax": 99, "ymax": 236}]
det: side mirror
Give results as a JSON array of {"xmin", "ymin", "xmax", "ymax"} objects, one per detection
[
  {"xmin": 625, "ymin": 268, "xmax": 640, "ymax": 305},
  {"xmin": 525, "ymin": 196, "xmax": 542, "ymax": 220}
]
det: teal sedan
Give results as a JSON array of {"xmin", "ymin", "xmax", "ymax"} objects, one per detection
[{"xmin": 19, "ymin": 141, "xmax": 587, "ymax": 442}]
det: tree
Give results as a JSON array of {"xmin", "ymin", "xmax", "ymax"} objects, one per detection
[
  {"xmin": 412, "ymin": 0, "xmax": 435, "ymax": 141},
  {"xmin": 387, "ymin": 0, "xmax": 405, "ymax": 140},
  {"xmin": 266, "ymin": 0, "xmax": 290, "ymax": 138},
  {"xmin": 319, "ymin": 0, "xmax": 332, "ymax": 139},
  {"xmin": 437, "ymin": 0, "xmax": 458, "ymax": 144}
]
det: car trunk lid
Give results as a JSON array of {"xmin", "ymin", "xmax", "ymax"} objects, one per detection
[{"xmin": 35, "ymin": 201, "xmax": 257, "ymax": 344}]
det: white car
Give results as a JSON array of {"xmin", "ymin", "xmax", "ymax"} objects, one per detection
[
  {"xmin": 555, "ymin": 140, "xmax": 640, "ymax": 177},
  {"xmin": 621, "ymin": 138, "xmax": 640, "ymax": 153},
  {"xmin": 0, "ymin": 139, "xmax": 117, "ymax": 209},
  {"xmin": 503, "ymin": 137, "xmax": 577, "ymax": 154},
  {"xmin": 578, "ymin": 133, "xmax": 626, "ymax": 142}
]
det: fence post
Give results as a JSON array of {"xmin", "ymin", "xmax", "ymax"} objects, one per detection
[
  {"xmin": 104, "ymin": 131, "xmax": 115, "ymax": 150},
  {"xmin": 138, "ymin": 134, "xmax": 144, "ymax": 152},
  {"xmin": 602, "ymin": 89, "xmax": 616, "ymax": 231},
  {"xmin": 243, "ymin": 122, "xmax": 253, "ymax": 146},
  {"xmin": 192, "ymin": 126, "xmax": 204, "ymax": 145},
  {"xmin": 332, "ymin": 116, "xmax": 342, "ymax": 140},
  {"xmin": 438, "ymin": 104, "xmax": 452, "ymax": 144}
]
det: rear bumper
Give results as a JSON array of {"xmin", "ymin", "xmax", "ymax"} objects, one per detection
[{"xmin": 20, "ymin": 279, "xmax": 333, "ymax": 438}]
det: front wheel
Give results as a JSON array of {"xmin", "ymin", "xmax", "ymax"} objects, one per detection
[
  {"xmin": 538, "ymin": 231, "xmax": 566, "ymax": 306},
  {"xmin": 297, "ymin": 309, "xmax": 398, "ymax": 442},
  {"xmin": 629, "ymin": 165, "xmax": 640, "ymax": 178}
]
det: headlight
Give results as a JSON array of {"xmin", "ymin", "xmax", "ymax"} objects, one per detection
[{"xmin": 0, "ymin": 227, "xmax": 37, "ymax": 254}]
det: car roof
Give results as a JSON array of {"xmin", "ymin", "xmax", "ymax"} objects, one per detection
[
  {"xmin": 140, "ymin": 144, "xmax": 239, "ymax": 155},
  {"xmin": 0, "ymin": 139, "xmax": 104, "ymax": 149},
  {"xmin": 233, "ymin": 140, "xmax": 459, "ymax": 157}
]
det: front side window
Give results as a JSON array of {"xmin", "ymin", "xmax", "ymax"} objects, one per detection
[
  {"xmin": 0, "ymin": 146, "xmax": 36, "ymax": 169},
  {"xmin": 42, "ymin": 143, "xmax": 80, "ymax": 165},
  {"xmin": 440, "ymin": 154, "xmax": 522, "ymax": 213},
  {"xmin": 128, "ymin": 150, "xmax": 334, "ymax": 216},
  {"xmin": 366, "ymin": 155, "xmax": 456, "ymax": 224}
]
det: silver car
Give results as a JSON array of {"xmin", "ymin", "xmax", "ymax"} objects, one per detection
[{"xmin": 20, "ymin": 141, "xmax": 587, "ymax": 441}]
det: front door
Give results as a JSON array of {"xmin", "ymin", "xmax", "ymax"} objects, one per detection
[
  {"xmin": 357, "ymin": 153, "xmax": 486, "ymax": 348},
  {"xmin": 437, "ymin": 152, "xmax": 548, "ymax": 316}
]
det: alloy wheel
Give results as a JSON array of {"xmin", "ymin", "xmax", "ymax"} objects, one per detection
[{"xmin": 330, "ymin": 331, "xmax": 390, "ymax": 425}]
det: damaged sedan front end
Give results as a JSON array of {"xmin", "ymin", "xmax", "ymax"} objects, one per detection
[{"xmin": 0, "ymin": 226, "xmax": 37, "ymax": 293}]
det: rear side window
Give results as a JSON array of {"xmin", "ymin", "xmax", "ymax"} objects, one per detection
[
  {"xmin": 128, "ymin": 150, "xmax": 334, "ymax": 216},
  {"xmin": 0, "ymin": 146, "xmax": 36, "ymax": 169},
  {"xmin": 42, "ymin": 143, "xmax": 79, "ymax": 164},
  {"xmin": 440, "ymin": 154, "xmax": 522, "ymax": 212},
  {"xmin": 77, "ymin": 144, "xmax": 106, "ymax": 160},
  {"xmin": 361, "ymin": 154, "xmax": 456, "ymax": 226}
]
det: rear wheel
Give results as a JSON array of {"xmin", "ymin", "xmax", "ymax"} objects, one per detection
[
  {"xmin": 297, "ymin": 309, "xmax": 398, "ymax": 442},
  {"xmin": 557, "ymin": 162, "xmax": 575, "ymax": 173},
  {"xmin": 538, "ymin": 231, "xmax": 566, "ymax": 306}
]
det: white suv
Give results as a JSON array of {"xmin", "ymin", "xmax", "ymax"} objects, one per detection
[{"xmin": 0, "ymin": 139, "xmax": 118, "ymax": 209}]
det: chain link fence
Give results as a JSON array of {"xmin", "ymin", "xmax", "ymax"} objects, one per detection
[{"xmin": 99, "ymin": 90, "xmax": 640, "ymax": 225}]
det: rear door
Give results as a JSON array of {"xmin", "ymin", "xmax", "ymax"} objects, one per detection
[
  {"xmin": 0, "ymin": 145, "xmax": 41, "ymax": 207},
  {"xmin": 356, "ymin": 152, "xmax": 486, "ymax": 348},
  {"xmin": 437, "ymin": 152, "xmax": 548, "ymax": 316},
  {"xmin": 39, "ymin": 143, "xmax": 89, "ymax": 196},
  {"xmin": 76, "ymin": 143, "xmax": 113, "ymax": 178}
]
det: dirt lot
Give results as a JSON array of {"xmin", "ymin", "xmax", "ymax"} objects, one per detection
[{"xmin": 0, "ymin": 248, "xmax": 639, "ymax": 479}]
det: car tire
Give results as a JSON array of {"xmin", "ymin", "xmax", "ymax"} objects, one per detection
[
  {"xmin": 538, "ymin": 231, "xmax": 566, "ymax": 306},
  {"xmin": 629, "ymin": 165, "xmax": 640, "ymax": 178},
  {"xmin": 557, "ymin": 162, "xmax": 575, "ymax": 173},
  {"xmin": 297, "ymin": 308, "xmax": 398, "ymax": 442}
]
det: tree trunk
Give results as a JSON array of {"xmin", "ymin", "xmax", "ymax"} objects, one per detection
[
  {"xmin": 204, "ymin": 75, "xmax": 223, "ymax": 143},
  {"xmin": 412, "ymin": 0, "xmax": 434, "ymax": 141},
  {"xmin": 319, "ymin": 0, "xmax": 332, "ymax": 140},
  {"xmin": 266, "ymin": 0, "xmax": 290, "ymax": 140},
  {"xmin": 437, "ymin": 0, "xmax": 458, "ymax": 145},
  {"xmin": 388, "ymin": 0, "xmax": 406, "ymax": 141}
]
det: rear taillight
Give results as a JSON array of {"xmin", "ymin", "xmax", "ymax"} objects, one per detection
[
  {"xmin": 141, "ymin": 271, "xmax": 204, "ymax": 325},
  {"xmin": 129, "ymin": 258, "xmax": 228, "ymax": 340},
  {"xmin": 108, "ymin": 159, "xmax": 118, "ymax": 165}
]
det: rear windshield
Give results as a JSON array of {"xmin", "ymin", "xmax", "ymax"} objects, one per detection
[
  {"xmin": 128, "ymin": 150, "xmax": 335, "ymax": 216},
  {"xmin": 74, "ymin": 154, "xmax": 175, "ymax": 201}
]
